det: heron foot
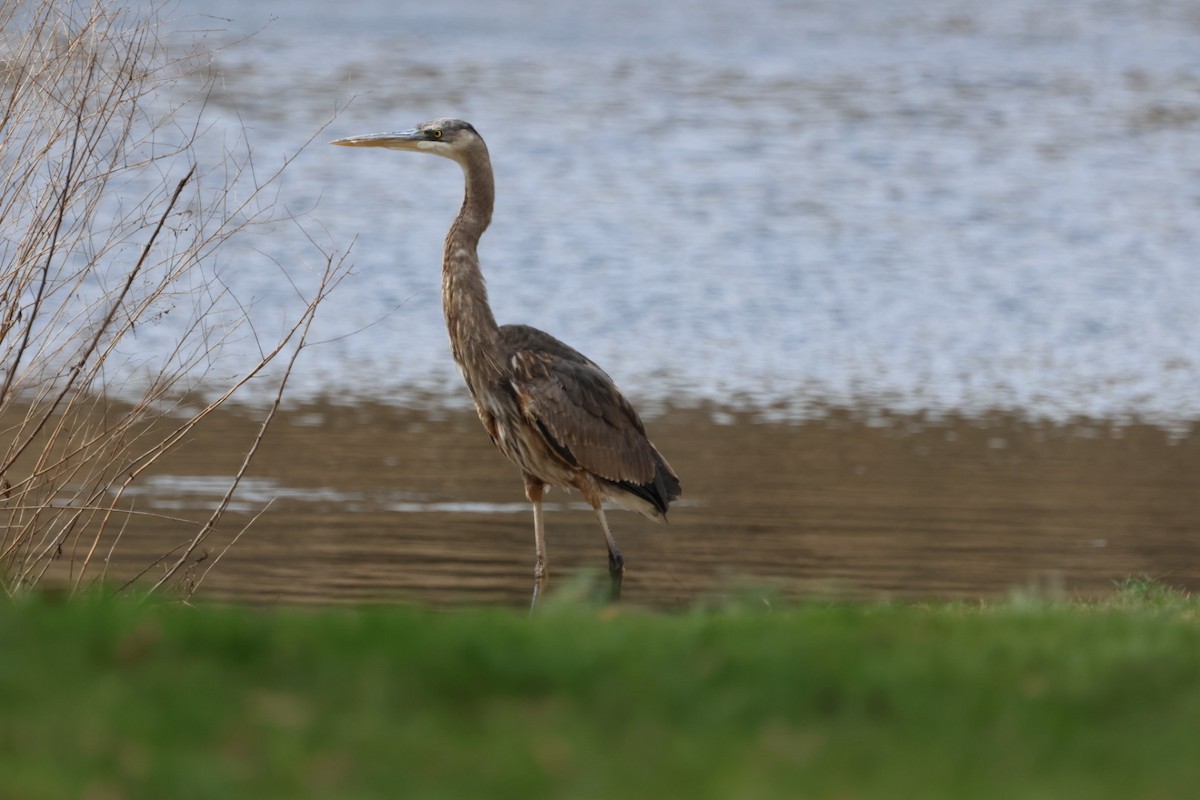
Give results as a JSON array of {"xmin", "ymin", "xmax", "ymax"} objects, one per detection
[
  {"xmin": 530, "ymin": 561, "xmax": 547, "ymax": 612},
  {"xmin": 607, "ymin": 550, "xmax": 624, "ymax": 603}
]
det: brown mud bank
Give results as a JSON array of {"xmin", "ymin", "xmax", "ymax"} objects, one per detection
[{"xmin": 12, "ymin": 402, "xmax": 1200, "ymax": 606}]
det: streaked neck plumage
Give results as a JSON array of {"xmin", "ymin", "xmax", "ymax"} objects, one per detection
[{"xmin": 442, "ymin": 144, "xmax": 502, "ymax": 390}]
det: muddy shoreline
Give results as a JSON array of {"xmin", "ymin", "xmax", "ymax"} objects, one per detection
[{"xmin": 25, "ymin": 402, "xmax": 1188, "ymax": 607}]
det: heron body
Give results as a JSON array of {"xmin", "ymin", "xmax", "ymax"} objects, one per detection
[{"xmin": 332, "ymin": 119, "xmax": 680, "ymax": 604}]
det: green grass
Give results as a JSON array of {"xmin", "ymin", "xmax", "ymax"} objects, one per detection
[{"xmin": 2, "ymin": 581, "xmax": 1198, "ymax": 799}]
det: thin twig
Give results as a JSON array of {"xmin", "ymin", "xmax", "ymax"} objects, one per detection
[
  {"xmin": 147, "ymin": 253, "xmax": 341, "ymax": 596},
  {"xmin": 1, "ymin": 1, "xmax": 354, "ymax": 597},
  {"xmin": 1, "ymin": 165, "xmax": 195, "ymax": 475},
  {"xmin": 191, "ymin": 496, "xmax": 275, "ymax": 596}
]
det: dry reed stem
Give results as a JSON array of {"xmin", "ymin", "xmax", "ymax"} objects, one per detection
[{"xmin": 0, "ymin": 0, "xmax": 353, "ymax": 596}]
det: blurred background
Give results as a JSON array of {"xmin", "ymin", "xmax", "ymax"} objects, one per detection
[{"xmin": 114, "ymin": 0, "xmax": 1199, "ymax": 605}]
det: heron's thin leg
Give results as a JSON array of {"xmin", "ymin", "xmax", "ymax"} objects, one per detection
[
  {"xmin": 594, "ymin": 506, "xmax": 624, "ymax": 602},
  {"xmin": 525, "ymin": 478, "xmax": 547, "ymax": 610}
]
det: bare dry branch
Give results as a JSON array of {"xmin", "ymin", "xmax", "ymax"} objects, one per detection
[{"xmin": 0, "ymin": 0, "xmax": 353, "ymax": 597}]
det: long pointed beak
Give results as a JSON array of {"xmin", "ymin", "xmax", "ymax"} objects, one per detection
[{"xmin": 330, "ymin": 129, "xmax": 424, "ymax": 149}]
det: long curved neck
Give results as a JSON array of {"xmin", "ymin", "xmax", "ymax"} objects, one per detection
[{"xmin": 442, "ymin": 146, "xmax": 502, "ymax": 388}]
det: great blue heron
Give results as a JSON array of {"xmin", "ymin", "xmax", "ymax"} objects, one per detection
[{"xmin": 332, "ymin": 118, "xmax": 681, "ymax": 606}]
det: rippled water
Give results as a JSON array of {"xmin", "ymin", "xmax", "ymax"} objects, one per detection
[
  {"xmin": 109, "ymin": 0, "xmax": 1200, "ymax": 427},
  {"xmin": 82, "ymin": 404, "xmax": 1200, "ymax": 606},
  {"xmin": 9, "ymin": 2, "xmax": 1199, "ymax": 607}
]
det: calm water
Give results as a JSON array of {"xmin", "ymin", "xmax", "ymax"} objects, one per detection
[
  {"xmin": 85, "ymin": 404, "xmax": 1200, "ymax": 606},
  {"xmin": 10, "ymin": 1, "xmax": 1200, "ymax": 604},
  {"xmin": 115, "ymin": 0, "xmax": 1200, "ymax": 426}
]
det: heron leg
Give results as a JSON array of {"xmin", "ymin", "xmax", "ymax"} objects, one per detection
[
  {"xmin": 525, "ymin": 477, "xmax": 547, "ymax": 610},
  {"xmin": 594, "ymin": 506, "xmax": 624, "ymax": 602}
]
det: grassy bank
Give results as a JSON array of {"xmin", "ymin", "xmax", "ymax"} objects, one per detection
[{"xmin": 2, "ymin": 583, "xmax": 1198, "ymax": 799}]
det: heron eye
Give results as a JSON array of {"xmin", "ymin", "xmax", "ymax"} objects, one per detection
[{"xmin": 429, "ymin": 129, "xmax": 443, "ymax": 139}]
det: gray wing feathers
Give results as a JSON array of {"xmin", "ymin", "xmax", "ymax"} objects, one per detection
[{"xmin": 502, "ymin": 326, "xmax": 658, "ymax": 484}]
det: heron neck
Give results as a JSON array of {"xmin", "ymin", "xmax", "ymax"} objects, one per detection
[{"xmin": 442, "ymin": 151, "xmax": 501, "ymax": 383}]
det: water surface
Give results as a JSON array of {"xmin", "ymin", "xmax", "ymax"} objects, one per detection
[
  {"xmin": 10, "ymin": 0, "xmax": 1200, "ymax": 604},
  {"xmin": 112, "ymin": 0, "xmax": 1200, "ymax": 427},
  {"xmin": 83, "ymin": 405, "xmax": 1200, "ymax": 606}
]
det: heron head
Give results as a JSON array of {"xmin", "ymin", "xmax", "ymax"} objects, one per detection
[{"xmin": 331, "ymin": 118, "xmax": 481, "ymax": 161}]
